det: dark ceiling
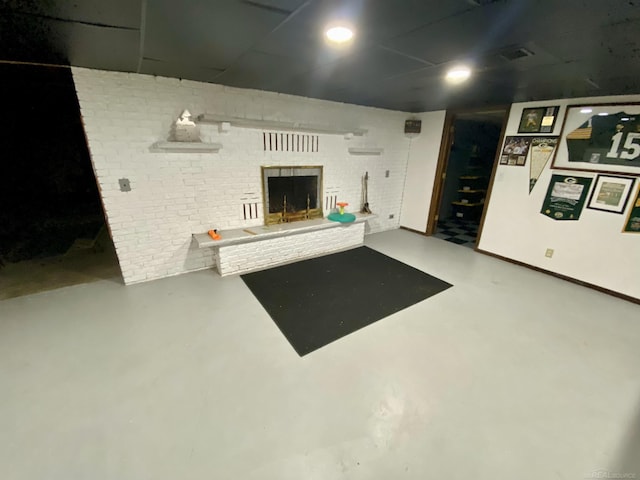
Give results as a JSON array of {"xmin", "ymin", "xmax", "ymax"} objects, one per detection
[{"xmin": 2, "ymin": 0, "xmax": 640, "ymax": 112}]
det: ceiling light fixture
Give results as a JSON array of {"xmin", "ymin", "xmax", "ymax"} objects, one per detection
[
  {"xmin": 445, "ymin": 66, "xmax": 471, "ymax": 83},
  {"xmin": 580, "ymin": 108, "xmax": 593, "ymax": 114},
  {"xmin": 325, "ymin": 25, "xmax": 354, "ymax": 44}
]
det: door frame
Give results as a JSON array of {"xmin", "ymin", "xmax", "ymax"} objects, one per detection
[{"xmin": 425, "ymin": 106, "xmax": 511, "ymax": 239}]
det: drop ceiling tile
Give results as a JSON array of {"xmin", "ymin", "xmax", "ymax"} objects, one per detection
[
  {"xmin": 254, "ymin": 0, "xmax": 469, "ymax": 62},
  {"xmin": 144, "ymin": 0, "xmax": 289, "ymax": 68},
  {"xmin": 0, "ymin": 13, "xmax": 66, "ymax": 64},
  {"xmin": 62, "ymin": 25, "xmax": 140, "ymax": 72},
  {"xmin": 15, "ymin": 18, "xmax": 140, "ymax": 71},
  {"xmin": 5, "ymin": 0, "xmax": 141, "ymax": 28},
  {"xmin": 213, "ymin": 51, "xmax": 312, "ymax": 90},
  {"xmin": 139, "ymin": 58, "xmax": 225, "ymax": 84},
  {"xmin": 382, "ymin": 1, "xmax": 531, "ymax": 64},
  {"xmin": 537, "ymin": 17, "xmax": 640, "ymax": 66},
  {"xmin": 322, "ymin": 47, "xmax": 428, "ymax": 86},
  {"xmin": 252, "ymin": 22, "xmax": 357, "ymax": 65},
  {"xmin": 267, "ymin": 70, "xmax": 333, "ymax": 99},
  {"xmin": 521, "ymin": 0, "xmax": 640, "ymax": 37},
  {"xmin": 598, "ymin": 75, "xmax": 640, "ymax": 96},
  {"xmin": 3, "ymin": 0, "xmax": 640, "ymax": 112},
  {"xmin": 382, "ymin": 0, "xmax": 639, "ymax": 67},
  {"xmin": 240, "ymin": 0, "xmax": 308, "ymax": 12}
]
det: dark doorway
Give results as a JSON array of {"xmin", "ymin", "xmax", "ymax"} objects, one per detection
[
  {"xmin": 428, "ymin": 109, "xmax": 507, "ymax": 247},
  {"xmin": 0, "ymin": 63, "xmax": 121, "ymax": 299}
]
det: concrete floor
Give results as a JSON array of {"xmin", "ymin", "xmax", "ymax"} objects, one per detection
[
  {"xmin": 0, "ymin": 230, "xmax": 122, "ymax": 300},
  {"xmin": 1, "ymin": 229, "xmax": 639, "ymax": 479}
]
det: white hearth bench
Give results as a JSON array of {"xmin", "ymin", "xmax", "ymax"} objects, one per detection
[{"xmin": 193, "ymin": 214, "xmax": 375, "ymax": 276}]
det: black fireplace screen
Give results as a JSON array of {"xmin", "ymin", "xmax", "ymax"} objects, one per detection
[{"xmin": 267, "ymin": 176, "xmax": 318, "ymax": 213}]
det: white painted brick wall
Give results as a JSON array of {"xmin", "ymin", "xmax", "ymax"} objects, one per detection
[
  {"xmin": 72, "ymin": 67, "xmax": 414, "ymax": 284},
  {"xmin": 216, "ymin": 223, "xmax": 365, "ymax": 276}
]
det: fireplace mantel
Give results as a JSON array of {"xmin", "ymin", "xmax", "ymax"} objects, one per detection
[
  {"xmin": 193, "ymin": 213, "xmax": 375, "ymax": 249},
  {"xmin": 193, "ymin": 214, "xmax": 376, "ymax": 276}
]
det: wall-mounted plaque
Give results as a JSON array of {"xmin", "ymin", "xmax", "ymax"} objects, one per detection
[
  {"xmin": 541, "ymin": 174, "xmax": 593, "ymax": 221},
  {"xmin": 622, "ymin": 184, "xmax": 640, "ymax": 233}
]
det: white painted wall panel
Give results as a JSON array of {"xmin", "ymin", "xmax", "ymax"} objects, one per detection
[
  {"xmin": 478, "ymin": 94, "xmax": 640, "ymax": 300},
  {"xmin": 399, "ymin": 111, "xmax": 446, "ymax": 232},
  {"xmin": 72, "ymin": 68, "xmax": 418, "ymax": 284}
]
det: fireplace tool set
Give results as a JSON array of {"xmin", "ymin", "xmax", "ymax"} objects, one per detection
[{"xmin": 361, "ymin": 171, "xmax": 372, "ymax": 214}]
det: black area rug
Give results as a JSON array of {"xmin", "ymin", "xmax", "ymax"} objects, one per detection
[{"xmin": 241, "ymin": 246, "xmax": 452, "ymax": 356}]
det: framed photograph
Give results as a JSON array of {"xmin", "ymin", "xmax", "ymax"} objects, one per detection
[
  {"xmin": 622, "ymin": 183, "xmax": 640, "ymax": 233},
  {"xmin": 586, "ymin": 175, "xmax": 636, "ymax": 214},
  {"xmin": 551, "ymin": 103, "xmax": 640, "ymax": 174},
  {"xmin": 518, "ymin": 106, "xmax": 559, "ymax": 133},
  {"xmin": 500, "ymin": 136, "xmax": 532, "ymax": 166}
]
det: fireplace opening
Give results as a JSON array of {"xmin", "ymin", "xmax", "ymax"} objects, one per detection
[
  {"xmin": 262, "ymin": 166, "xmax": 323, "ymax": 225},
  {"xmin": 268, "ymin": 176, "xmax": 318, "ymax": 213}
]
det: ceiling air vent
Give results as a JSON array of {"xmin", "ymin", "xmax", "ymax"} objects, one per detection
[{"xmin": 499, "ymin": 47, "xmax": 534, "ymax": 61}]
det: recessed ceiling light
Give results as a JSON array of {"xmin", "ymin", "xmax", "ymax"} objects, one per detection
[
  {"xmin": 445, "ymin": 66, "xmax": 471, "ymax": 83},
  {"xmin": 580, "ymin": 108, "xmax": 593, "ymax": 114},
  {"xmin": 598, "ymin": 112, "xmax": 609, "ymax": 116},
  {"xmin": 325, "ymin": 26, "xmax": 354, "ymax": 44}
]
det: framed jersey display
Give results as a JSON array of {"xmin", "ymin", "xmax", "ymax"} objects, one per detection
[{"xmin": 551, "ymin": 103, "xmax": 640, "ymax": 175}]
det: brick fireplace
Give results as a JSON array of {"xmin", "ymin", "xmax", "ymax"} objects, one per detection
[{"xmin": 73, "ymin": 68, "xmax": 413, "ymax": 284}]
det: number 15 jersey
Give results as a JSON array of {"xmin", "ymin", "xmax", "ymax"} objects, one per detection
[{"xmin": 566, "ymin": 112, "xmax": 640, "ymax": 166}]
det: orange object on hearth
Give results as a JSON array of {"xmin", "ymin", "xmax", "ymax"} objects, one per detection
[
  {"xmin": 336, "ymin": 202, "xmax": 348, "ymax": 215},
  {"xmin": 208, "ymin": 229, "xmax": 221, "ymax": 240}
]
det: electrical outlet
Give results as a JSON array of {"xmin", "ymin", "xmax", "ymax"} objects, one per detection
[
  {"xmin": 389, "ymin": 214, "xmax": 394, "ymax": 219},
  {"xmin": 545, "ymin": 248, "xmax": 554, "ymax": 258},
  {"xmin": 385, "ymin": 170, "xmax": 390, "ymax": 178},
  {"xmin": 118, "ymin": 178, "xmax": 131, "ymax": 192}
]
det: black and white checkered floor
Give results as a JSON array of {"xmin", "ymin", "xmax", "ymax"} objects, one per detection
[{"xmin": 434, "ymin": 218, "xmax": 479, "ymax": 248}]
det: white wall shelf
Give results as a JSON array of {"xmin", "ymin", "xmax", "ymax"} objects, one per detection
[
  {"xmin": 150, "ymin": 141, "xmax": 222, "ymax": 153},
  {"xmin": 197, "ymin": 113, "xmax": 367, "ymax": 136},
  {"xmin": 348, "ymin": 147, "xmax": 384, "ymax": 155},
  {"xmin": 193, "ymin": 213, "xmax": 376, "ymax": 248}
]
